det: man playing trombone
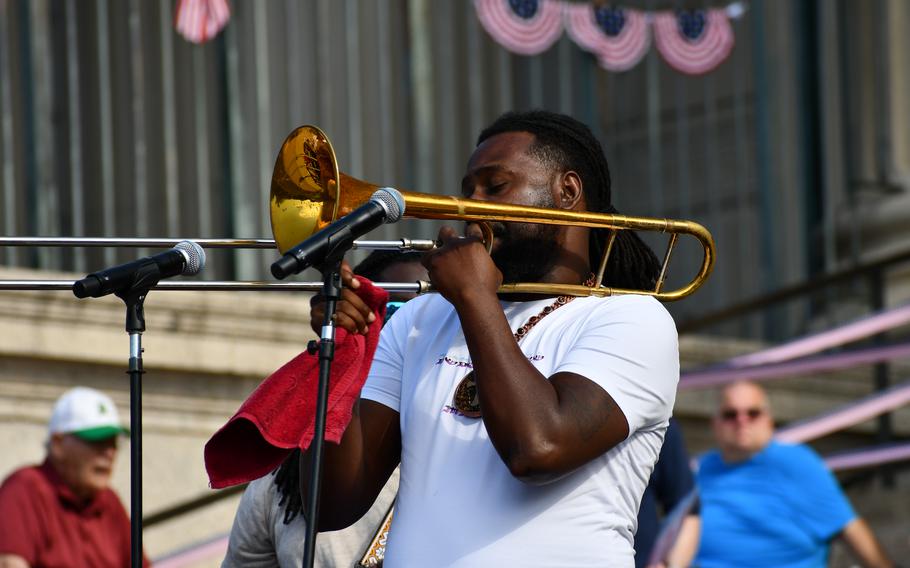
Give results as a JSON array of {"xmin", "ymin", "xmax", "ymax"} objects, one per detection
[{"xmin": 303, "ymin": 110, "xmax": 679, "ymax": 567}]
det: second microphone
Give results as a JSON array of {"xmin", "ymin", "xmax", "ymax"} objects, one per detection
[{"xmin": 73, "ymin": 240, "xmax": 206, "ymax": 298}]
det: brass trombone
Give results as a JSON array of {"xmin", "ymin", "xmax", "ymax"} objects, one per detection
[
  {"xmin": 270, "ymin": 125, "xmax": 716, "ymax": 301},
  {"xmin": 1, "ymin": 125, "xmax": 714, "ymax": 300}
]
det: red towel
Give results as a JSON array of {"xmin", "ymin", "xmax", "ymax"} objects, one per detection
[{"xmin": 204, "ymin": 277, "xmax": 389, "ymax": 489}]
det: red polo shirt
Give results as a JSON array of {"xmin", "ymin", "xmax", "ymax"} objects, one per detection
[{"xmin": 0, "ymin": 460, "xmax": 149, "ymax": 568}]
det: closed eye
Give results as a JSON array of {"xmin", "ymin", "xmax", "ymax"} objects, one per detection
[{"xmin": 461, "ymin": 182, "xmax": 506, "ymax": 199}]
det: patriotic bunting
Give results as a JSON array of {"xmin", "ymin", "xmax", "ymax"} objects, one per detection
[
  {"xmin": 652, "ymin": 8, "xmax": 735, "ymax": 75},
  {"xmin": 475, "ymin": 0, "xmax": 746, "ymax": 75},
  {"xmin": 175, "ymin": 0, "xmax": 231, "ymax": 45},
  {"xmin": 564, "ymin": 3, "xmax": 650, "ymax": 72},
  {"xmin": 474, "ymin": 0, "xmax": 565, "ymax": 56}
]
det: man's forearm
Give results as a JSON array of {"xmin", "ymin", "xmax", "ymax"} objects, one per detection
[
  {"xmin": 840, "ymin": 518, "xmax": 894, "ymax": 568},
  {"xmin": 665, "ymin": 515, "xmax": 700, "ymax": 568},
  {"xmin": 454, "ymin": 293, "xmax": 568, "ymax": 473},
  {"xmin": 457, "ymin": 296, "xmax": 553, "ymax": 432}
]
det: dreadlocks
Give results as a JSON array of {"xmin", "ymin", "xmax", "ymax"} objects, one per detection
[
  {"xmin": 477, "ymin": 110, "xmax": 661, "ymax": 291},
  {"xmin": 272, "ymin": 248, "xmax": 424, "ymax": 525},
  {"xmin": 273, "ymin": 449, "xmax": 302, "ymax": 524}
]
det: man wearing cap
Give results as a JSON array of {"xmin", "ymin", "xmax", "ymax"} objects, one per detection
[{"xmin": 0, "ymin": 386, "xmax": 148, "ymax": 568}]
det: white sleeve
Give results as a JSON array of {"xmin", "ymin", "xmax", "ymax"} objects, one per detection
[
  {"xmin": 221, "ymin": 477, "xmax": 278, "ymax": 568},
  {"xmin": 360, "ymin": 300, "xmax": 411, "ymax": 412},
  {"xmin": 553, "ymin": 296, "xmax": 679, "ymax": 435}
]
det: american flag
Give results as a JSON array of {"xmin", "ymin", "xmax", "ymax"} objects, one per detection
[
  {"xmin": 652, "ymin": 9, "xmax": 734, "ymax": 75},
  {"xmin": 474, "ymin": 0, "xmax": 565, "ymax": 56},
  {"xmin": 175, "ymin": 0, "xmax": 231, "ymax": 45},
  {"xmin": 563, "ymin": 3, "xmax": 650, "ymax": 73}
]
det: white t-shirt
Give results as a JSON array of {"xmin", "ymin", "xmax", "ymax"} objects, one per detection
[{"xmin": 362, "ymin": 293, "xmax": 679, "ymax": 568}]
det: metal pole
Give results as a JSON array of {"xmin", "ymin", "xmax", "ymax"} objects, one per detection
[
  {"xmin": 301, "ymin": 261, "xmax": 343, "ymax": 568},
  {"xmin": 119, "ymin": 287, "xmax": 148, "ymax": 568},
  {"xmin": 128, "ymin": 331, "xmax": 144, "ymax": 568}
]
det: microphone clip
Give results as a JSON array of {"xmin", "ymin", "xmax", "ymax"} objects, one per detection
[{"xmin": 113, "ymin": 262, "xmax": 161, "ymax": 334}]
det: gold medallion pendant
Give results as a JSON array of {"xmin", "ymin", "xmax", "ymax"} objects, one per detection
[{"xmin": 452, "ymin": 371, "xmax": 482, "ymax": 418}]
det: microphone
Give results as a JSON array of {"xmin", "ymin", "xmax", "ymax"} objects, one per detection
[
  {"xmin": 271, "ymin": 188, "xmax": 405, "ymax": 279},
  {"xmin": 73, "ymin": 240, "xmax": 206, "ymax": 298}
]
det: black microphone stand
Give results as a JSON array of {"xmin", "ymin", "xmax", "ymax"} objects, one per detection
[
  {"xmin": 302, "ymin": 255, "xmax": 344, "ymax": 568},
  {"xmin": 113, "ymin": 265, "xmax": 160, "ymax": 568}
]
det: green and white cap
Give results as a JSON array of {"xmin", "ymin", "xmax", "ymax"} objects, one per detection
[{"xmin": 48, "ymin": 387, "xmax": 129, "ymax": 441}]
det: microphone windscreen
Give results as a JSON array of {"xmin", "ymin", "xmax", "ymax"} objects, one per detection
[
  {"xmin": 175, "ymin": 240, "xmax": 206, "ymax": 275},
  {"xmin": 371, "ymin": 188, "xmax": 405, "ymax": 223}
]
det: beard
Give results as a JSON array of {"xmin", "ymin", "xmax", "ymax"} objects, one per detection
[
  {"xmin": 486, "ymin": 188, "xmax": 560, "ymax": 283},
  {"xmin": 490, "ymin": 222, "xmax": 559, "ymax": 283}
]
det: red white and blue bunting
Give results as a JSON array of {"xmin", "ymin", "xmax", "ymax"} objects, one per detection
[
  {"xmin": 174, "ymin": 0, "xmax": 231, "ymax": 44},
  {"xmin": 474, "ymin": 0, "xmax": 565, "ymax": 56},
  {"xmin": 475, "ymin": 0, "xmax": 747, "ymax": 75},
  {"xmin": 563, "ymin": 4, "xmax": 650, "ymax": 72},
  {"xmin": 652, "ymin": 8, "xmax": 734, "ymax": 75}
]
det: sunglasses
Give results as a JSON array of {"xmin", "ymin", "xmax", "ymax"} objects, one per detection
[
  {"xmin": 384, "ymin": 301, "xmax": 406, "ymax": 324},
  {"xmin": 719, "ymin": 407, "xmax": 764, "ymax": 422}
]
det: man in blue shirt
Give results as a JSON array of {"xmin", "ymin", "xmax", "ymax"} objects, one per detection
[{"xmin": 685, "ymin": 381, "xmax": 893, "ymax": 568}]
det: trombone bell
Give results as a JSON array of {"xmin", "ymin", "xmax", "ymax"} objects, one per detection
[{"xmin": 270, "ymin": 126, "xmax": 341, "ymax": 254}]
